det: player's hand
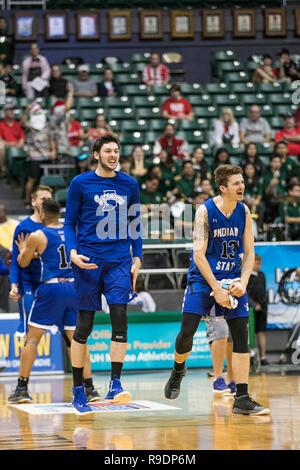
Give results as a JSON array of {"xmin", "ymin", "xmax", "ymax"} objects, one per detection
[
  {"xmin": 9, "ymin": 284, "xmax": 20, "ymax": 302},
  {"xmin": 15, "ymin": 232, "xmax": 28, "ymax": 253},
  {"xmin": 229, "ymin": 281, "xmax": 246, "ymax": 297},
  {"xmin": 214, "ymin": 287, "xmax": 231, "ymax": 308},
  {"xmin": 70, "ymin": 250, "xmax": 98, "ymax": 270},
  {"xmin": 131, "ymin": 257, "xmax": 141, "ymax": 292}
]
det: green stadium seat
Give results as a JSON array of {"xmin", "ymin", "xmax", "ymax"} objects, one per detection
[
  {"xmin": 116, "ymin": 73, "xmax": 140, "ymax": 85},
  {"xmin": 54, "ymin": 188, "xmax": 69, "ymax": 205},
  {"xmin": 60, "ymin": 64, "xmax": 77, "ymax": 75},
  {"xmin": 274, "ymin": 104, "xmax": 297, "ymax": 117},
  {"xmin": 256, "ymin": 143, "xmax": 273, "ymax": 155},
  {"xmin": 188, "ymin": 95, "xmax": 213, "ymax": 106},
  {"xmin": 120, "ymin": 120, "xmax": 148, "ymax": 132},
  {"xmin": 40, "ymin": 174, "xmax": 66, "ymax": 189},
  {"xmin": 232, "ymin": 105, "xmax": 246, "ymax": 119},
  {"xmin": 205, "ymin": 83, "xmax": 230, "ymax": 95},
  {"xmin": 131, "ymin": 95, "xmax": 159, "ymax": 108},
  {"xmin": 256, "ymin": 82, "xmax": 283, "ymax": 93},
  {"xmin": 122, "ymin": 85, "xmax": 148, "ymax": 96},
  {"xmin": 79, "ymin": 109, "xmax": 99, "ymax": 121},
  {"xmin": 193, "ymin": 106, "xmax": 218, "ymax": 118},
  {"xmin": 179, "ymin": 130, "xmax": 206, "ymax": 145},
  {"xmin": 6, "ymin": 147, "xmax": 28, "ymax": 184},
  {"xmin": 131, "ymin": 63, "xmax": 147, "ymax": 73},
  {"xmin": 149, "ymin": 119, "xmax": 167, "ymax": 132},
  {"xmin": 216, "ymin": 61, "xmax": 245, "ymax": 79},
  {"xmin": 145, "ymin": 131, "xmax": 161, "ymax": 145},
  {"xmin": 213, "ymin": 94, "xmax": 239, "ymax": 108},
  {"xmin": 230, "ymin": 82, "xmax": 257, "ymax": 94},
  {"xmin": 150, "ymin": 85, "xmax": 170, "ymax": 95},
  {"xmin": 211, "ymin": 50, "xmax": 236, "ymax": 62},
  {"xmin": 106, "ymin": 107, "xmax": 135, "ymax": 120},
  {"xmin": 180, "ymin": 119, "xmax": 208, "ymax": 131},
  {"xmin": 267, "ymin": 93, "xmax": 292, "ymax": 105},
  {"xmin": 270, "ymin": 116, "xmax": 284, "ymax": 129},
  {"xmin": 110, "ymin": 62, "xmax": 132, "ymax": 73},
  {"xmin": 180, "ymin": 83, "xmax": 203, "ymax": 95},
  {"xmin": 136, "ymin": 107, "xmax": 161, "ymax": 120},
  {"xmin": 240, "ymin": 93, "xmax": 267, "ymax": 106},
  {"xmin": 103, "ymin": 96, "xmax": 131, "ymax": 109},
  {"xmin": 130, "ymin": 52, "xmax": 151, "ymax": 63},
  {"xmin": 76, "ymin": 97, "xmax": 103, "ymax": 109},
  {"xmin": 120, "ymin": 132, "xmax": 145, "ymax": 145},
  {"xmin": 223, "ymin": 72, "xmax": 249, "ymax": 84},
  {"xmin": 212, "ymin": 144, "xmax": 242, "ymax": 157}
]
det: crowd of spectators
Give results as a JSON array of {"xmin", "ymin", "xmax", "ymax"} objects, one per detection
[{"xmin": 0, "ymin": 35, "xmax": 300, "ymax": 242}]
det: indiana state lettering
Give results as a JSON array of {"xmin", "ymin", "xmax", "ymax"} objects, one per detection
[{"xmin": 213, "ymin": 227, "xmax": 239, "ymax": 238}]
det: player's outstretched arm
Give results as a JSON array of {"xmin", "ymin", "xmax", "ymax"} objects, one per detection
[
  {"xmin": 229, "ymin": 205, "xmax": 255, "ymax": 297},
  {"xmin": 16, "ymin": 231, "xmax": 47, "ymax": 268},
  {"xmin": 193, "ymin": 205, "xmax": 230, "ymax": 308}
]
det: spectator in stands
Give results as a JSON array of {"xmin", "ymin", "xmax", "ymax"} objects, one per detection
[
  {"xmin": 174, "ymin": 191, "xmax": 207, "ymax": 239},
  {"xmin": 279, "ymin": 182, "xmax": 300, "ymax": 240},
  {"xmin": 191, "ymin": 146, "xmax": 211, "ymax": 181},
  {"xmin": 119, "ymin": 157, "xmax": 132, "ymax": 175},
  {"xmin": 162, "ymin": 84, "xmax": 194, "ymax": 121},
  {"xmin": 142, "ymin": 53, "xmax": 170, "ymax": 87},
  {"xmin": 0, "ymin": 204, "xmax": 19, "ymax": 251},
  {"xmin": 174, "ymin": 160, "xmax": 201, "ymax": 202},
  {"xmin": 72, "ymin": 64, "xmax": 97, "ymax": 98},
  {"xmin": 23, "ymin": 102, "xmax": 56, "ymax": 208},
  {"xmin": 130, "ymin": 145, "xmax": 148, "ymax": 181},
  {"xmin": 22, "ymin": 43, "xmax": 51, "ymax": 99},
  {"xmin": 153, "ymin": 123, "xmax": 190, "ymax": 159},
  {"xmin": 0, "ymin": 103, "xmax": 25, "ymax": 178},
  {"xmin": 247, "ymin": 254, "xmax": 269, "ymax": 365},
  {"xmin": 49, "ymin": 97, "xmax": 85, "ymax": 161},
  {"xmin": 210, "ymin": 108, "xmax": 240, "ymax": 147},
  {"xmin": 140, "ymin": 176, "xmax": 164, "ymax": 207},
  {"xmin": 49, "ymin": 64, "xmax": 70, "ymax": 99},
  {"xmin": 252, "ymin": 54, "xmax": 278, "ymax": 84},
  {"xmin": 86, "ymin": 115, "xmax": 115, "ymax": 144},
  {"xmin": 0, "ymin": 16, "xmax": 15, "ymax": 66},
  {"xmin": 274, "ymin": 140, "xmax": 299, "ymax": 179},
  {"xmin": 274, "ymin": 115, "xmax": 300, "ymax": 156},
  {"xmin": 243, "ymin": 162, "xmax": 264, "ymax": 232},
  {"xmin": 295, "ymin": 106, "xmax": 300, "ymax": 126},
  {"xmin": 240, "ymin": 105, "xmax": 271, "ymax": 145},
  {"xmin": 159, "ymin": 148, "xmax": 182, "ymax": 197},
  {"xmin": 211, "ymin": 147, "xmax": 231, "ymax": 173},
  {"xmin": 262, "ymin": 155, "xmax": 286, "ymax": 223},
  {"xmin": 0, "ymin": 62, "xmax": 18, "ymax": 98},
  {"xmin": 66, "ymin": 153, "xmax": 90, "ymax": 184},
  {"xmin": 278, "ymin": 48, "xmax": 300, "ymax": 83},
  {"xmin": 240, "ymin": 142, "xmax": 266, "ymax": 180},
  {"xmin": 200, "ymin": 178, "xmax": 215, "ymax": 198},
  {"xmin": 98, "ymin": 67, "xmax": 121, "ymax": 98}
]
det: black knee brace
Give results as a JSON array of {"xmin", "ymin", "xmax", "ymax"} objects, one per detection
[
  {"xmin": 175, "ymin": 312, "xmax": 201, "ymax": 355},
  {"xmin": 73, "ymin": 310, "xmax": 96, "ymax": 344},
  {"xmin": 226, "ymin": 317, "xmax": 249, "ymax": 353},
  {"xmin": 110, "ymin": 304, "xmax": 128, "ymax": 343}
]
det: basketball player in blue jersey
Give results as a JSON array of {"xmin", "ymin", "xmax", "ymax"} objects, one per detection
[
  {"xmin": 64, "ymin": 134, "xmax": 142, "ymax": 415},
  {"xmin": 165, "ymin": 164, "xmax": 270, "ymax": 415},
  {"xmin": 9, "ymin": 185, "xmax": 53, "ymax": 336},
  {"xmin": 8, "ymin": 200, "xmax": 98, "ymax": 405}
]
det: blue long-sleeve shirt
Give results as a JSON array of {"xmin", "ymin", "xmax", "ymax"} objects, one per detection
[
  {"xmin": 10, "ymin": 217, "xmax": 43, "ymax": 291},
  {"xmin": 0, "ymin": 258, "xmax": 9, "ymax": 276},
  {"xmin": 64, "ymin": 170, "xmax": 143, "ymax": 259}
]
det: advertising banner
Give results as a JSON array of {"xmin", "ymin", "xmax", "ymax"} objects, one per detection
[
  {"xmin": 254, "ymin": 242, "xmax": 300, "ymax": 329},
  {"xmin": 88, "ymin": 320, "xmax": 212, "ymax": 371},
  {"xmin": 0, "ymin": 314, "xmax": 64, "ymax": 374}
]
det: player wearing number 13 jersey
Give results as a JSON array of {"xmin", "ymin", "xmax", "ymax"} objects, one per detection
[{"xmin": 165, "ymin": 165, "xmax": 270, "ymax": 416}]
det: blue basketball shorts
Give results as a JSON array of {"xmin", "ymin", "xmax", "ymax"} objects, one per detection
[
  {"xmin": 182, "ymin": 281, "xmax": 249, "ymax": 320},
  {"xmin": 28, "ymin": 282, "xmax": 78, "ymax": 333},
  {"xmin": 16, "ymin": 284, "xmax": 38, "ymax": 337},
  {"xmin": 72, "ymin": 255, "xmax": 133, "ymax": 311}
]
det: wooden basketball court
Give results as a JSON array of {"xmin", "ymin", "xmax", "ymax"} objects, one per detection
[{"xmin": 0, "ymin": 370, "xmax": 299, "ymax": 450}]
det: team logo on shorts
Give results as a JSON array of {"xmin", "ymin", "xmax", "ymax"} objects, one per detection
[{"xmin": 94, "ymin": 190, "xmax": 126, "ymax": 212}]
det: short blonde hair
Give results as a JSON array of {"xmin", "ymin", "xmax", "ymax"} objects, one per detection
[{"xmin": 220, "ymin": 107, "xmax": 235, "ymax": 125}]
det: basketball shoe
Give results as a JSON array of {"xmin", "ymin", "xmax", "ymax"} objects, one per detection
[
  {"xmin": 232, "ymin": 395, "xmax": 270, "ymax": 415},
  {"xmin": 105, "ymin": 376, "xmax": 132, "ymax": 404},
  {"xmin": 8, "ymin": 386, "xmax": 33, "ymax": 404},
  {"xmin": 213, "ymin": 376, "xmax": 231, "ymax": 395},
  {"xmin": 72, "ymin": 385, "xmax": 94, "ymax": 415},
  {"xmin": 85, "ymin": 386, "xmax": 101, "ymax": 402},
  {"xmin": 164, "ymin": 366, "xmax": 187, "ymax": 400}
]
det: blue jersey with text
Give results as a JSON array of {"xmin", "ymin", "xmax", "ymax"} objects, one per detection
[
  {"xmin": 10, "ymin": 217, "xmax": 43, "ymax": 291},
  {"xmin": 40, "ymin": 227, "xmax": 73, "ymax": 281},
  {"xmin": 187, "ymin": 198, "xmax": 246, "ymax": 284},
  {"xmin": 64, "ymin": 170, "xmax": 143, "ymax": 260}
]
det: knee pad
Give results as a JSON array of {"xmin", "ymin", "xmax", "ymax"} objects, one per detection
[
  {"xmin": 175, "ymin": 312, "xmax": 201, "ymax": 354},
  {"xmin": 110, "ymin": 304, "xmax": 128, "ymax": 343},
  {"xmin": 73, "ymin": 310, "xmax": 95, "ymax": 345},
  {"xmin": 62, "ymin": 333, "xmax": 71, "ymax": 348},
  {"xmin": 227, "ymin": 317, "xmax": 249, "ymax": 353}
]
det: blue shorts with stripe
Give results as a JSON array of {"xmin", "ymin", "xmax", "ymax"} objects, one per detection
[
  {"xmin": 28, "ymin": 282, "xmax": 78, "ymax": 333},
  {"xmin": 72, "ymin": 255, "xmax": 134, "ymax": 311},
  {"xmin": 182, "ymin": 281, "xmax": 249, "ymax": 320},
  {"xmin": 16, "ymin": 283, "xmax": 38, "ymax": 337}
]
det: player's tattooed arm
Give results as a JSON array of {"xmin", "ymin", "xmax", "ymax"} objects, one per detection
[{"xmin": 193, "ymin": 204, "xmax": 209, "ymax": 251}]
